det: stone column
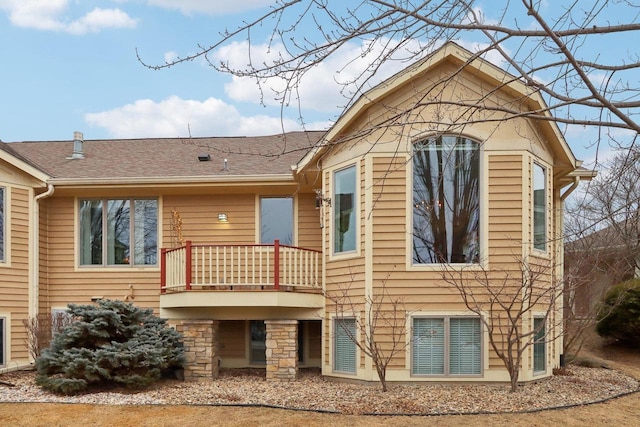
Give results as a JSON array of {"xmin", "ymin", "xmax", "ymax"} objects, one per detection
[
  {"xmin": 265, "ymin": 319, "xmax": 298, "ymax": 382},
  {"xmin": 177, "ymin": 320, "xmax": 219, "ymax": 381}
]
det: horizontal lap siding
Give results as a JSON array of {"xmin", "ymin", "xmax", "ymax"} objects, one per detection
[
  {"xmin": 323, "ymin": 159, "xmax": 366, "ymax": 366},
  {"xmin": 163, "ymin": 194, "xmax": 255, "ymax": 246},
  {"xmin": 45, "ymin": 197, "xmax": 160, "ymax": 312},
  {"xmin": 370, "ymin": 156, "xmax": 411, "ymax": 370},
  {"xmin": 1, "ymin": 187, "xmax": 30, "ymax": 362},
  {"xmin": 297, "ymin": 192, "xmax": 321, "ymax": 250},
  {"xmin": 488, "ymin": 155, "xmax": 524, "ymax": 259},
  {"xmin": 219, "ymin": 320, "xmax": 246, "ymax": 359}
]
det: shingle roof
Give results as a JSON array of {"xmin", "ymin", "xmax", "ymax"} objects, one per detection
[{"xmin": 5, "ymin": 131, "xmax": 325, "ymax": 181}]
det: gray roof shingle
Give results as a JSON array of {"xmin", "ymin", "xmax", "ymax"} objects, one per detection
[{"xmin": 4, "ymin": 131, "xmax": 325, "ymax": 180}]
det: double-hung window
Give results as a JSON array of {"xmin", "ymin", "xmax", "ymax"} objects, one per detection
[
  {"xmin": 412, "ymin": 317, "xmax": 482, "ymax": 376},
  {"xmin": 333, "ymin": 165, "xmax": 356, "ymax": 254},
  {"xmin": 0, "ymin": 187, "xmax": 4, "ymax": 262},
  {"xmin": 413, "ymin": 136, "xmax": 480, "ymax": 264},
  {"xmin": 533, "ymin": 164, "xmax": 547, "ymax": 251},
  {"xmin": 533, "ymin": 317, "xmax": 546, "ymax": 374},
  {"xmin": 334, "ymin": 317, "xmax": 356, "ymax": 373},
  {"xmin": 79, "ymin": 198, "xmax": 158, "ymax": 266}
]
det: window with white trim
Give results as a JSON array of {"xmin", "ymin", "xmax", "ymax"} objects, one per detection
[
  {"xmin": 334, "ymin": 317, "xmax": 356, "ymax": 373},
  {"xmin": 333, "ymin": 165, "xmax": 356, "ymax": 254},
  {"xmin": 413, "ymin": 136, "xmax": 480, "ymax": 264},
  {"xmin": 533, "ymin": 317, "xmax": 546, "ymax": 373},
  {"xmin": 533, "ymin": 163, "xmax": 547, "ymax": 251},
  {"xmin": 412, "ymin": 317, "xmax": 482, "ymax": 376},
  {"xmin": 260, "ymin": 197, "xmax": 293, "ymax": 245},
  {"xmin": 79, "ymin": 199, "xmax": 158, "ymax": 266},
  {"xmin": 0, "ymin": 186, "xmax": 5, "ymax": 262}
]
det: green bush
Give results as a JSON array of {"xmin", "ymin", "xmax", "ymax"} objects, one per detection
[
  {"xmin": 596, "ymin": 278, "xmax": 640, "ymax": 347},
  {"xmin": 35, "ymin": 299, "xmax": 184, "ymax": 394}
]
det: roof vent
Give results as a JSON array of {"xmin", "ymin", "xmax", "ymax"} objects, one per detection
[
  {"xmin": 198, "ymin": 153, "xmax": 211, "ymax": 162},
  {"xmin": 68, "ymin": 131, "xmax": 85, "ymax": 160}
]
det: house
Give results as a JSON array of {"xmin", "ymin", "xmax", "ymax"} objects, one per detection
[
  {"xmin": 0, "ymin": 42, "xmax": 592, "ymax": 384},
  {"xmin": 564, "ymin": 224, "xmax": 639, "ymax": 318}
]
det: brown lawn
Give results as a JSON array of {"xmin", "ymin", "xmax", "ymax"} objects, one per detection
[{"xmin": 1, "ymin": 333, "xmax": 639, "ymax": 427}]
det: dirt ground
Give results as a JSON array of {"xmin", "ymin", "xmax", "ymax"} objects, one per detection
[{"xmin": 1, "ymin": 333, "xmax": 639, "ymax": 427}]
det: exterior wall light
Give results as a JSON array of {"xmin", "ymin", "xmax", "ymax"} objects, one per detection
[{"xmin": 218, "ymin": 213, "xmax": 228, "ymax": 222}]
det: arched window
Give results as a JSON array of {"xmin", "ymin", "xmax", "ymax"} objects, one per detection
[{"xmin": 412, "ymin": 136, "xmax": 480, "ymax": 264}]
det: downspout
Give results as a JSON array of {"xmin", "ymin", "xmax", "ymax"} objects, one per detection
[
  {"xmin": 560, "ymin": 176, "xmax": 580, "ymax": 201},
  {"xmin": 31, "ymin": 184, "xmax": 54, "ymax": 322}
]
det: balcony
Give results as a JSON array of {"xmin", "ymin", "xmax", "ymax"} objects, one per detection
[{"xmin": 159, "ymin": 240, "xmax": 323, "ymax": 311}]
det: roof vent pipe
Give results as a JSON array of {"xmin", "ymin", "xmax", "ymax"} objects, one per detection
[{"xmin": 70, "ymin": 131, "xmax": 84, "ymax": 159}]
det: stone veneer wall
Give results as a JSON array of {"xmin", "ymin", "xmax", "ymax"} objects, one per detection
[
  {"xmin": 265, "ymin": 319, "xmax": 298, "ymax": 381},
  {"xmin": 177, "ymin": 320, "xmax": 219, "ymax": 381}
]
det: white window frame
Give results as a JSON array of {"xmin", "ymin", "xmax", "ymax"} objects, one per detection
[
  {"xmin": 259, "ymin": 196, "xmax": 294, "ymax": 245},
  {"xmin": 78, "ymin": 198, "xmax": 159, "ymax": 267},
  {"xmin": 411, "ymin": 315, "xmax": 483, "ymax": 377},
  {"xmin": 410, "ymin": 135, "xmax": 481, "ymax": 266},
  {"xmin": 533, "ymin": 316, "xmax": 547, "ymax": 375},
  {"xmin": 332, "ymin": 164, "xmax": 358, "ymax": 256},
  {"xmin": 333, "ymin": 317, "xmax": 357, "ymax": 374},
  {"xmin": 533, "ymin": 162, "xmax": 547, "ymax": 252}
]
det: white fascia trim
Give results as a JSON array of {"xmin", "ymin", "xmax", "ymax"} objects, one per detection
[
  {"xmin": 0, "ymin": 150, "xmax": 50, "ymax": 184},
  {"xmin": 48, "ymin": 174, "xmax": 295, "ymax": 186}
]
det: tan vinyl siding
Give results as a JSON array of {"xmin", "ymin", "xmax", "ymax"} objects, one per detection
[
  {"xmin": 163, "ymin": 194, "xmax": 255, "ymax": 247},
  {"xmin": 43, "ymin": 188, "xmax": 319, "ymax": 316},
  {"xmin": 296, "ymin": 192, "xmax": 321, "ymax": 250},
  {"xmin": 0, "ymin": 186, "xmax": 31, "ymax": 362},
  {"xmin": 45, "ymin": 196, "xmax": 160, "ymax": 311},
  {"xmin": 323, "ymin": 159, "xmax": 366, "ymax": 367},
  {"xmin": 371, "ymin": 156, "xmax": 406, "ymax": 268},
  {"xmin": 219, "ymin": 320, "xmax": 246, "ymax": 359},
  {"xmin": 488, "ymin": 154, "xmax": 524, "ymax": 260}
]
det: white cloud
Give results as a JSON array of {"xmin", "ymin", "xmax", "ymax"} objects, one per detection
[
  {"xmin": 145, "ymin": 0, "xmax": 271, "ymax": 15},
  {"xmin": 0, "ymin": 0, "xmax": 137, "ymax": 34},
  {"xmin": 84, "ymin": 96, "xmax": 312, "ymax": 138},
  {"xmin": 164, "ymin": 51, "xmax": 178, "ymax": 64},
  {"xmin": 215, "ymin": 38, "xmax": 434, "ymax": 114}
]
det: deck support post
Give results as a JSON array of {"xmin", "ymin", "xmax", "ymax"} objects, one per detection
[
  {"xmin": 265, "ymin": 319, "xmax": 298, "ymax": 381},
  {"xmin": 177, "ymin": 319, "xmax": 219, "ymax": 381}
]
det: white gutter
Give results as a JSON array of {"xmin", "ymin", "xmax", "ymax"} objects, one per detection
[
  {"xmin": 30, "ymin": 184, "xmax": 54, "ymax": 322},
  {"xmin": 560, "ymin": 176, "xmax": 580, "ymax": 201},
  {"xmin": 47, "ymin": 174, "xmax": 294, "ymax": 186}
]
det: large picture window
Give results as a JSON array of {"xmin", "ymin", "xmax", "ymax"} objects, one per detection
[
  {"xmin": 80, "ymin": 198, "xmax": 158, "ymax": 266},
  {"xmin": 0, "ymin": 187, "xmax": 4, "ymax": 262},
  {"xmin": 413, "ymin": 136, "xmax": 480, "ymax": 264},
  {"xmin": 334, "ymin": 318, "xmax": 356, "ymax": 373},
  {"xmin": 333, "ymin": 165, "xmax": 356, "ymax": 254},
  {"xmin": 412, "ymin": 317, "xmax": 482, "ymax": 376},
  {"xmin": 533, "ymin": 164, "xmax": 547, "ymax": 251},
  {"xmin": 260, "ymin": 197, "xmax": 293, "ymax": 245}
]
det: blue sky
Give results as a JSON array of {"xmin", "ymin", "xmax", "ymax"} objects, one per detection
[{"xmin": 0, "ymin": 1, "xmax": 636, "ymax": 166}]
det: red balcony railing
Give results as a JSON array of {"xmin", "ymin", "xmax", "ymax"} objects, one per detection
[{"xmin": 160, "ymin": 240, "xmax": 321, "ymax": 293}]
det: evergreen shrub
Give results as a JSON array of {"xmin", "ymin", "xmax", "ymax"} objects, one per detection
[
  {"xmin": 35, "ymin": 299, "xmax": 184, "ymax": 394},
  {"xmin": 596, "ymin": 278, "xmax": 640, "ymax": 347}
]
